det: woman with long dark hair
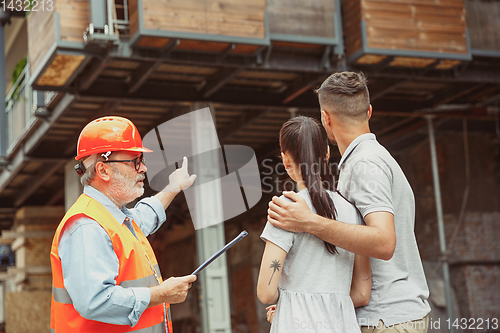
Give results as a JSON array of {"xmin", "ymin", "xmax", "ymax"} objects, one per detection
[{"xmin": 257, "ymin": 116, "xmax": 371, "ymax": 333}]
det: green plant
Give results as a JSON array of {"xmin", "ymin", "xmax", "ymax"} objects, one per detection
[
  {"xmin": 11, "ymin": 57, "xmax": 27, "ymax": 84},
  {"xmin": 25, "ymin": 0, "xmax": 36, "ymax": 18},
  {"xmin": 7, "ymin": 56, "xmax": 28, "ymax": 107}
]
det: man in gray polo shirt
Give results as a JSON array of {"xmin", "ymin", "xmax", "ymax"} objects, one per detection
[{"xmin": 267, "ymin": 71, "xmax": 430, "ymax": 332}]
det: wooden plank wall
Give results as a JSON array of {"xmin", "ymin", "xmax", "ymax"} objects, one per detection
[
  {"xmin": 267, "ymin": 0, "xmax": 336, "ymax": 38},
  {"xmin": 27, "ymin": 9, "xmax": 55, "ymax": 77},
  {"xmin": 363, "ymin": 0, "xmax": 468, "ymax": 55},
  {"xmin": 465, "ymin": 0, "xmax": 500, "ymax": 52},
  {"xmin": 341, "ymin": 0, "xmax": 363, "ymax": 58},
  {"xmin": 56, "ymin": 0, "xmax": 90, "ymax": 43},
  {"xmin": 141, "ymin": 0, "xmax": 266, "ymax": 39},
  {"xmin": 342, "ymin": 0, "xmax": 469, "ymax": 58}
]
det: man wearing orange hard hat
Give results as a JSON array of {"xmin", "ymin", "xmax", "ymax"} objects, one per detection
[{"xmin": 50, "ymin": 116, "xmax": 197, "ymax": 333}]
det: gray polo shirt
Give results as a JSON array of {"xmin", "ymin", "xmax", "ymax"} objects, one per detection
[{"xmin": 336, "ymin": 133, "xmax": 430, "ymax": 326}]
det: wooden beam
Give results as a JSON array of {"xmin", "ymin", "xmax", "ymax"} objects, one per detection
[
  {"xmin": 219, "ymin": 109, "xmax": 272, "ymax": 143},
  {"xmin": 128, "ymin": 61, "xmax": 160, "ymax": 94},
  {"xmin": 362, "ymin": 64, "xmax": 500, "ymax": 85},
  {"xmin": 46, "ymin": 187, "xmax": 65, "ymax": 206},
  {"xmin": 14, "ymin": 160, "xmax": 66, "ymax": 207},
  {"xmin": 375, "ymin": 117, "xmax": 419, "ymax": 137},
  {"xmin": 282, "ymin": 73, "xmax": 328, "ymax": 104},
  {"xmin": 0, "ymin": 208, "xmax": 16, "ymax": 217},
  {"xmin": 373, "ymin": 109, "xmax": 497, "ymax": 121},
  {"xmin": 217, "ymin": 43, "xmax": 236, "ymax": 62},
  {"xmin": 370, "ymin": 79, "xmax": 409, "ymax": 102},
  {"xmin": 379, "ymin": 118, "xmax": 428, "ymax": 146},
  {"xmin": 372, "ymin": 56, "xmax": 395, "ymax": 72},
  {"xmin": 428, "ymin": 83, "xmax": 483, "ymax": 107},
  {"xmin": 476, "ymin": 89, "xmax": 500, "ymax": 107},
  {"xmin": 128, "ymin": 39, "xmax": 180, "ymax": 94},
  {"xmin": 200, "ymin": 67, "xmax": 243, "ymax": 98},
  {"xmin": 78, "ymin": 57, "xmax": 110, "ymax": 91}
]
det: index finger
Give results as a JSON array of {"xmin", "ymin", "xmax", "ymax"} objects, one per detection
[
  {"xmin": 271, "ymin": 195, "xmax": 288, "ymax": 208},
  {"xmin": 181, "ymin": 156, "xmax": 189, "ymax": 171}
]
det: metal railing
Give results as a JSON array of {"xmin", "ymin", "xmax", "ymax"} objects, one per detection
[
  {"xmin": 84, "ymin": 0, "xmax": 129, "ymax": 43},
  {"xmin": 5, "ymin": 62, "xmax": 32, "ymax": 154},
  {"xmin": 4, "ymin": 61, "xmax": 52, "ymax": 155},
  {"xmin": 112, "ymin": 0, "xmax": 129, "ymax": 36}
]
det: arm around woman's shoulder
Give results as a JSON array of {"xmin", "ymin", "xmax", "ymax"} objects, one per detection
[{"xmin": 350, "ymin": 254, "xmax": 372, "ymax": 307}]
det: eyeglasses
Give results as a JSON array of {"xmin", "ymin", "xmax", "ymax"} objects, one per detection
[{"xmin": 102, "ymin": 153, "xmax": 145, "ymax": 172}]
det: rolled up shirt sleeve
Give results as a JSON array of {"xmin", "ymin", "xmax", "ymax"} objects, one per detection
[
  {"xmin": 126, "ymin": 196, "xmax": 167, "ymax": 236},
  {"xmin": 59, "ymin": 217, "xmax": 151, "ymax": 327}
]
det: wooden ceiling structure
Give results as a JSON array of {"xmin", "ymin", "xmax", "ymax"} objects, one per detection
[{"xmin": 0, "ymin": 0, "xmax": 499, "ymax": 227}]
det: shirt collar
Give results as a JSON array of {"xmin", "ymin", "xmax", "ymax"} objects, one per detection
[
  {"xmin": 338, "ymin": 133, "xmax": 376, "ymax": 169},
  {"xmin": 83, "ymin": 185, "xmax": 128, "ymax": 225}
]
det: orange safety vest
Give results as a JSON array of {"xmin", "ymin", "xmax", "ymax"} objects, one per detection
[{"xmin": 50, "ymin": 194, "xmax": 173, "ymax": 333}]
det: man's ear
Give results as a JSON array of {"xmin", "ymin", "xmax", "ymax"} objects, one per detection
[
  {"xmin": 321, "ymin": 109, "xmax": 331, "ymax": 127},
  {"xmin": 367, "ymin": 104, "xmax": 373, "ymax": 120},
  {"xmin": 95, "ymin": 162, "xmax": 111, "ymax": 182}
]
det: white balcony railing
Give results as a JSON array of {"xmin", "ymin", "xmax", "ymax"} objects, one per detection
[{"xmin": 4, "ymin": 61, "xmax": 52, "ymax": 156}]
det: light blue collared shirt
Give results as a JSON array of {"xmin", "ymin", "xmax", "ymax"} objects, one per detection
[{"xmin": 58, "ymin": 186, "xmax": 167, "ymax": 327}]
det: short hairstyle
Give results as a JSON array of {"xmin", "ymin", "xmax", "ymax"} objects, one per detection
[
  {"xmin": 79, "ymin": 154, "xmax": 107, "ymax": 186},
  {"xmin": 80, "ymin": 161, "xmax": 96, "ymax": 186},
  {"xmin": 316, "ymin": 71, "xmax": 370, "ymax": 123}
]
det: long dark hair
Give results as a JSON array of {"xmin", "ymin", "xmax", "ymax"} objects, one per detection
[{"xmin": 280, "ymin": 116, "xmax": 338, "ymax": 255}]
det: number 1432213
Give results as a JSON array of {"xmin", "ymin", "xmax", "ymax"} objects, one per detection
[{"xmin": 2, "ymin": 0, "xmax": 53, "ymax": 12}]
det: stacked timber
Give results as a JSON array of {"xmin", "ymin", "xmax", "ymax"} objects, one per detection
[
  {"xmin": 267, "ymin": 0, "xmax": 337, "ymax": 39},
  {"xmin": 464, "ymin": 0, "xmax": 500, "ymax": 55},
  {"xmin": 0, "ymin": 206, "xmax": 64, "ymax": 333},
  {"xmin": 27, "ymin": 0, "xmax": 88, "ymax": 87},
  {"xmin": 133, "ymin": 0, "xmax": 266, "ymax": 39},
  {"xmin": 342, "ymin": 0, "xmax": 470, "ymax": 68},
  {"xmin": 130, "ymin": 0, "xmax": 267, "ymax": 53}
]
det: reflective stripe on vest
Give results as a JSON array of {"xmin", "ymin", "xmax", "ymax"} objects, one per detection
[
  {"xmin": 52, "ymin": 262, "xmax": 160, "ymax": 304},
  {"xmin": 52, "ymin": 286, "xmax": 72, "ymax": 304},
  {"xmin": 50, "ymin": 322, "xmax": 165, "ymax": 333}
]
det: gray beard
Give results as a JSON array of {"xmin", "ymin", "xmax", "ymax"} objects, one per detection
[{"xmin": 109, "ymin": 168, "xmax": 144, "ymax": 206}]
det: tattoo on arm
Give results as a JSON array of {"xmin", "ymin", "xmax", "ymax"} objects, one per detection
[
  {"xmin": 268, "ymin": 260, "xmax": 281, "ymax": 285},
  {"xmin": 363, "ymin": 273, "xmax": 373, "ymax": 281}
]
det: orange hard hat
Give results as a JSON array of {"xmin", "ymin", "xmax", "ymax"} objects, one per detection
[{"xmin": 75, "ymin": 116, "xmax": 152, "ymax": 160}]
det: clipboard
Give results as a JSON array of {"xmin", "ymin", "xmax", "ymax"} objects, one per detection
[{"xmin": 192, "ymin": 230, "xmax": 248, "ymax": 275}]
